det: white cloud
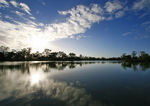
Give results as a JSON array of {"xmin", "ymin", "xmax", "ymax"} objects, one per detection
[
  {"xmin": 41, "ymin": 0, "xmax": 45, "ymax": 6},
  {"xmin": 0, "ymin": 3, "xmax": 107, "ymax": 50},
  {"xmin": 0, "ymin": 0, "xmax": 128, "ymax": 51},
  {"xmin": 104, "ymin": 0, "xmax": 123, "ymax": 13},
  {"xmin": 132, "ymin": 0, "xmax": 150, "ymax": 18},
  {"xmin": 76, "ymin": 34, "xmax": 87, "ymax": 40},
  {"xmin": 0, "ymin": 0, "xmax": 8, "ymax": 4},
  {"xmin": 20, "ymin": 3, "xmax": 31, "ymax": 15},
  {"xmin": 143, "ymin": 35, "xmax": 150, "ymax": 38},
  {"xmin": 51, "ymin": 4, "xmax": 106, "ymax": 39},
  {"xmin": 132, "ymin": 0, "xmax": 150, "ymax": 10},
  {"xmin": 122, "ymin": 32, "xmax": 132, "ymax": 36},
  {"xmin": 30, "ymin": 16, "xmax": 36, "ymax": 20},
  {"xmin": 0, "ymin": 19, "xmax": 50, "ymax": 51},
  {"xmin": 36, "ymin": 10, "xmax": 39, "ymax": 14},
  {"xmin": 38, "ymin": 23, "xmax": 44, "ymax": 26},
  {"xmin": 141, "ymin": 21, "xmax": 150, "ymax": 32},
  {"xmin": 0, "ymin": 0, "xmax": 8, "ymax": 5},
  {"xmin": 103, "ymin": 0, "xmax": 127, "ymax": 20},
  {"xmin": 4, "ymin": 15, "xmax": 12, "ymax": 19},
  {"xmin": 15, "ymin": 11, "xmax": 25, "ymax": 17},
  {"xmin": 141, "ymin": 21, "xmax": 150, "ymax": 26},
  {"xmin": 145, "ymin": 26, "xmax": 150, "ymax": 32},
  {"xmin": 10, "ymin": 1, "xmax": 32, "ymax": 16},
  {"xmin": 0, "ymin": 0, "xmax": 9, "ymax": 7},
  {"xmin": 139, "ymin": 12, "xmax": 149, "ymax": 18},
  {"xmin": 115, "ymin": 10, "xmax": 124, "ymax": 18},
  {"xmin": 10, "ymin": 0, "xmax": 18, "ymax": 7},
  {"xmin": 91, "ymin": 4, "xmax": 103, "ymax": 14}
]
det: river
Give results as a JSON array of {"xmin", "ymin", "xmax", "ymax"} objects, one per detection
[{"xmin": 0, "ymin": 61, "xmax": 150, "ymax": 106}]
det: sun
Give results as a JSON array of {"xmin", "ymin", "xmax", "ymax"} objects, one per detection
[{"xmin": 30, "ymin": 35, "xmax": 48, "ymax": 52}]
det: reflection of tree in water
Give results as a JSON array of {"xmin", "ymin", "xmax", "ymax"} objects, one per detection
[
  {"xmin": 121, "ymin": 62, "xmax": 150, "ymax": 71},
  {"xmin": 0, "ymin": 62, "xmax": 30, "ymax": 75},
  {"xmin": 0, "ymin": 62, "xmax": 88, "ymax": 75},
  {"xmin": 0, "ymin": 64, "xmax": 110, "ymax": 106},
  {"xmin": 0, "ymin": 61, "xmax": 122, "ymax": 75}
]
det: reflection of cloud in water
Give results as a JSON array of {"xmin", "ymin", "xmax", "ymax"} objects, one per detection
[
  {"xmin": 0, "ymin": 69, "xmax": 105, "ymax": 106},
  {"xmin": 31, "ymin": 72, "xmax": 41, "ymax": 84}
]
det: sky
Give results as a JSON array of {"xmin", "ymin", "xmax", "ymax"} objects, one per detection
[{"xmin": 0, "ymin": 0, "xmax": 150, "ymax": 57}]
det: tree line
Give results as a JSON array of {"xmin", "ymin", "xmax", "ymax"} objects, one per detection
[
  {"xmin": 0, "ymin": 46, "xmax": 110, "ymax": 61},
  {"xmin": 121, "ymin": 51, "xmax": 150, "ymax": 62},
  {"xmin": 0, "ymin": 46, "xmax": 150, "ymax": 62}
]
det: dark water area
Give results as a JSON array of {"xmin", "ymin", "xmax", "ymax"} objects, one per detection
[{"xmin": 0, "ymin": 61, "xmax": 150, "ymax": 106}]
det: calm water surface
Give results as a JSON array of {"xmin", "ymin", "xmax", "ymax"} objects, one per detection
[{"xmin": 0, "ymin": 61, "xmax": 150, "ymax": 106}]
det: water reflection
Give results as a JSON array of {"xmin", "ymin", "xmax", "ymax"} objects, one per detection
[
  {"xmin": 0, "ymin": 61, "xmax": 121, "ymax": 75},
  {"xmin": 0, "ymin": 61, "xmax": 150, "ymax": 106},
  {"xmin": 0, "ymin": 61, "xmax": 111, "ymax": 106},
  {"xmin": 121, "ymin": 62, "xmax": 150, "ymax": 71}
]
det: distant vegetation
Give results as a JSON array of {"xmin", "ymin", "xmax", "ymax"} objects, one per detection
[
  {"xmin": 121, "ymin": 51, "xmax": 150, "ymax": 62},
  {"xmin": 0, "ymin": 46, "xmax": 150, "ymax": 62},
  {"xmin": 0, "ymin": 46, "xmax": 121, "ymax": 61}
]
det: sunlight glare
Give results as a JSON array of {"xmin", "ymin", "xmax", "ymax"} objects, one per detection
[
  {"xmin": 31, "ymin": 73, "xmax": 41, "ymax": 84},
  {"xmin": 31, "ymin": 35, "xmax": 48, "ymax": 52}
]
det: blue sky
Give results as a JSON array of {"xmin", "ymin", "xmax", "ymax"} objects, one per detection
[{"xmin": 0, "ymin": 0, "xmax": 150, "ymax": 57}]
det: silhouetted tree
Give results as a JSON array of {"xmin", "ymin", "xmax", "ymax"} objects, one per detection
[
  {"xmin": 1, "ymin": 45, "xmax": 150, "ymax": 62},
  {"xmin": 0, "ymin": 46, "xmax": 9, "ymax": 60},
  {"xmin": 32, "ymin": 51, "xmax": 41, "ymax": 59},
  {"xmin": 121, "ymin": 53, "xmax": 126, "ymax": 60},
  {"xmin": 50, "ymin": 52, "xmax": 58, "ymax": 59},
  {"xmin": 79, "ymin": 54, "xmax": 83, "ymax": 59},
  {"xmin": 132, "ymin": 51, "xmax": 137, "ymax": 58},
  {"xmin": 57, "ymin": 51, "xmax": 67, "ymax": 59},
  {"xmin": 101, "ymin": 57, "xmax": 106, "ymax": 60},
  {"xmin": 138, "ymin": 51, "xmax": 149, "ymax": 62},
  {"xmin": 131, "ymin": 51, "xmax": 138, "ymax": 62},
  {"xmin": 27, "ymin": 47, "xmax": 32, "ymax": 59},
  {"xmin": 43, "ymin": 49, "xmax": 51, "ymax": 57},
  {"xmin": 69, "ymin": 53, "xmax": 76, "ymax": 58}
]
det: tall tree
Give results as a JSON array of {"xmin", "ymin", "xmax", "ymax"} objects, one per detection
[
  {"xmin": 0, "ymin": 46, "xmax": 9, "ymax": 60},
  {"xmin": 43, "ymin": 49, "xmax": 51, "ymax": 57}
]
